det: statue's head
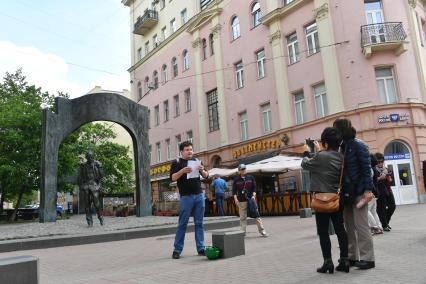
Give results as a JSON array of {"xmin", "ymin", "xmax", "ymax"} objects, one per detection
[{"xmin": 85, "ymin": 150, "xmax": 95, "ymax": 163}]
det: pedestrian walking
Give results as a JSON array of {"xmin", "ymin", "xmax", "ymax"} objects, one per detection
[{"xmin": 211, "ymin": 175, "xmax": 227, "ymax": 216}]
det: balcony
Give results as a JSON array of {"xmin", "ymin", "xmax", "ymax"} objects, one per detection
[
  {"xmin": 360, "ymin": 22, "xmax": 408, "ymax": 58},
  {"xmin": 133, "ymin": 10, "xmax": 158, "ymax": 36}
]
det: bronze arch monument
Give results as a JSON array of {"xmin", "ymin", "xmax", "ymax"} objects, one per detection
[{"xmin": 40, "ymin": 93, "xmax": 150, "ymax": 222}]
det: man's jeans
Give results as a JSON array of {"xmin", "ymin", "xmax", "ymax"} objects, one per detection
[
  {"xmin": 216, "ymin": 193, "xmax": 225, "ymax": 216},
  {"xmin": 173, "ymin": 193, "xmax": 205, "ymax": 253}
]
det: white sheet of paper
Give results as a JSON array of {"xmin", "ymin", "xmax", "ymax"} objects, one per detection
[{"xmin": 187, "ymin": 160, "xmax": 201, "ymax": 179}]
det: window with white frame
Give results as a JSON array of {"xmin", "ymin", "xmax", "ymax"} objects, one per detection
[
  {"xmin": 170, "ymin": 18, "xmax": 176, "ymax": 33},
  {"xmin": 209, "ymin": 34, "xmax": 214, "ymax": 55},
  {"xmin": 153, "ymin": 34, "xmax": 158, "ymax": 48},
  {"xmin": 160, "ymin": 0, "xmax": 165, "ymax": 9},
  {"xmin": 313, "ymin": 83, "xmax": 328, "ymax": 118},
  {"xmin": 283, "ymin": 0, "xmax": 294, "ymax": 5},
  {"xmin": 207, "ymin": 89, "xmax": 219, "ymax": 132},
  {"xmin": 256, "ymin": 49, "xmax": 265, "ymax": 78},
  {"xmin": 172, "ymin": 57, "xmax": 178, "ymax": 77},
  {"xmin": 153, "ymin": 71, "xmax": 159, "ymax": 89},
  {"xmin": 174, "ymin": 95, "xmax": 180, "ymax": 117},
  {"xmin": 175, "ymin": 135, "xmax": 181, "ymax": 157},
  {"xmin": 202, "ymin": 38, "xmax": 207, "ymax": 60},
  {"xmin": 375, "ymin": 67, "xmax": 398, "ymax": 104},
  {"xmin": 261, "ymin": 103, "xmax": 272, "ymax": 134},
  {"xmin": 154, "ymin": 105, "xmax": 160, "ymax": 126},
  {"xmin": 166, "ymin": 139, "xmax": 171, "ymax": 160},
  {"xmin": 183, "ymin": 50, "xmax": 189, "ymax": 70},
  {"xmin": 294, "ymin": 91, "xmax": 306, "ymax": 124},
  {"xmin": 137, "ymin": 81, "xmax": 142, "ymax": 100},
  {"xmin": 145, "ymin": 41, "xmax": 150, "ymax": 54},
  {"xmin": 306, "ymin": 22, "xmax": 319, "ymax": 55},
  {"xmin": 186, "ymin": 130, "xmax": 193, "ymax": 143},
  {"xmin": 161, "ymin": 26, "xmax": 167, "ymax": 41},
  {"xmin": 231, "ymin": 16, "xmax": 241, "ymax": 40},
  {"xmin": 161, "ymin": 65, "xmax": 168, "ymax": 84},
  {"xmin": 287, "ymin": 33, "xmax": 299, "ymax": 64},
  {"xmin": 239, "ymin": 111, "xmax": 249, "ymax": 141},
  {"xmin": 144, "ymin": 76, "xmax": 149, "ymax": 95},
  {"xmin": 252, "ymin": 2, "xmax": 261, "ymax": 28},
  {"xmin": 184, "ymin": 89, "xmax": 191, "ymax": 112},
  {"xmin": 156, "ymin": 142, "xmax": 161, "ymax": 163},
  {"xmin": 235, "ymin": 61, "xmax": 244, "ymax": 89},
  {"xmin": 137, "ymin": 48, "xmax": 142, "ymax": 60},
  {"xmin": 163, "ymin": 100, "xmax": 169, "ymax": 122},
  {"xmin": 181, "ymin": 8, "xmax": 188, "ymax": 25}
]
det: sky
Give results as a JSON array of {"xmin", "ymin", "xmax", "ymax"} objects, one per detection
[{"xmin": 0, "ymin": 0, "xmax": 131, "ymax": 98}]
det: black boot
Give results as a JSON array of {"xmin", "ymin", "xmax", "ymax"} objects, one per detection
[
  {"xmin": 98, "ymin": 215, "xmax": 104, "ymax": 226},
  {"xmin": 336, "ymin": 258, "xmax": 350, "ymax": 273},
  {"xmin": 317, "ymin": 259, "xmax": 334, "ymax": 274}
]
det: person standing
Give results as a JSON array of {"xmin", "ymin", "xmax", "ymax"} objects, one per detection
[
  {"xmin": 368, "ymin": 154, "xmax": 383, "ymax": 235},
  {"xmin": 78, "ymin": 150, "xmax": 104, "ymax": 227},
  {"xmin": 301, "ymin": 127, "xmax": 349, "ymax": 273},
  {"xmin": 211, "ymin": 175, "xmax": 227, "ymax": 216},
  {"xmin": 374, "ymin": 152, "xmax": 396, "ymax": 231},
  {"xmin": 333, "ymin": 118, "xmax": 375, "ymax": 270},
  {"xmin": 233, "ymin": 164, "xmax": 268, "ymax": 237},
  {"xmin": 170, "ymin": 141, "xmax": 209, "ymax": 259}
]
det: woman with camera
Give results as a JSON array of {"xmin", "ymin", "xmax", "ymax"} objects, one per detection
[{"xmin": 301, "ymin": 127, "xmax": 349, "ymax": 274}]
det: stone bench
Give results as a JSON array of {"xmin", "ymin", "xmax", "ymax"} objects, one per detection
[
  {"xmin": 0, "ymin": 256, "xmax": 39, "ymax": 284},
  {"xmin": 299, "ymin": 208, "xmax": 312, "ymax": 218},
  {"xmin": 212, "ymin": 230, "xmax": 245, "ymax": 259}
]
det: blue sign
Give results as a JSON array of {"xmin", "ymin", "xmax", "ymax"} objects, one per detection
[
  {"xmin": 389, "ymin": 114, "xmax": 399, "ymax": 122},
  {"xmin": 385, "ymin": 154, "xmax": 410, "ymax": 160}
]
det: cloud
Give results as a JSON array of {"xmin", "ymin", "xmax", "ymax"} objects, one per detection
[{"xmin": 0, "ymin": 41, "xmax": 130, "ymax": 98}]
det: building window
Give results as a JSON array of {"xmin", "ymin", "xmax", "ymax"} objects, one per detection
[
  {"xmin": 184, "ymin": 89, "xmax": 191, "ymax": 112},
  {"xmin": 153, "ymin": 34, "xmax": 158, "ymax": 48},
  {"xmin": 174, "ymin": 95, "xmax": 180, "ymax": 117},
  {"xmin": 306, "ymin": 22, "xmax": 319, "ymax": 55},
  {"xmin": 161, "ymin": 65, "xmax": 168, "ymax": 84},
  {"xmin": 137, "ymin": 48, "xmax": 142, "ymax": 60},
  {"xmin": 201, "ymin": 0, "xmax": 213, "ymax": 10},
  {"xmin": 160, "ymin": 0, "xmax": 165, "ymax": 9},
  {"xmin": 156, "ymin": 142, "xmax": 161, "ymax": 163},
  {"xmin": 163, "ymin": 100, "xmax": 169, "ymax": 122},
  {"xmin": 147, "ymin": 109, "xmax": 151, "ymax": 129},
  {"xmin": 287, "ymin": 33, "xmax": 299, "ymax": 64},
  {"xmin": 283, "ymin": 0, "xmax": 294, "ymax": 5},
  {"xmin": 294, "ymin": 91, "xmax": 306, "ymax": 124},
  {"xmin": 235, "ymin": 61, "xmax": 244, "ymax": 89},
  {"xmin": 137, "ymin": 81, "xmax": 142, "ymax": 100},
  {"xmin": 144, "ymin": 76, "xmax": 149, "ymax": 95},
  {"xmin": 183, "ymin": 50, "xmax": 189, "ymax": 70},
  {"xmin": 172, "ymin": 57, "xmax": 178, "ymax": 77},
  {"xmin": 170, "ymin": 18, "xmax": 176, "ymax": 33},
  {"xmin": 209, "ymin": 34, "xmax": 214, "ymax": 55},
  {"xmin": 256, "ymin": 49, "xmax": 265, "ymax": 79},
  {"xmin": 181, "ymin": 8, "xmax": 188, "ymax": 25},
  {"xmin": 252, "ymin": 2, "xmax": 261, "ymax": 28},
  {"xmin": 202, "ymin": 38, "xmax": 207, "ymax": 60},
  {"xmin": 231, "ymin": 16, "xmax": 241, "ymax": 40},
  {"xmin": 239, "ymin": 111, "xmax": 249, "ymax": 141},
  {"xmin": 175, "ymin": 135, "xmax": 181, "ymax": 157},
  {"xmin": 313, "ymin": 83, "xmax": 328, "ymax": 118},
  {"xmin": 145, "ymin": 41, "xmax": 150, "ymax": 55},
  {"xmin": 186, "ymin": 130, "xmax": 193, "ymax": 142},
  {"xmin": 153, "ymin": 71, "xmax": 159, "ymax": 89},
  {"xmin": 375, "ymin": 67, "xmax": 398, "ymax": 104},
  {"xmin": 154, "ymin": 105, "xmax": 160, "ymax": 126},
  {"xmin": 207, "ymin": 89, "xmax": 219, "ymax": 132},
  {"xmin": 149, "ymin": 145, "xmax": 152, "ymax": 162},
  {"xmin": 261, "ymin": 103, "xmax": 272, "ymax": 134},
  {"xmin": 166, "ymin": 139, "xmax": 171, "ymax": 160},
  {"xmin": 161, "ymin": 26, "xmax": 167, "ymax": 41}
]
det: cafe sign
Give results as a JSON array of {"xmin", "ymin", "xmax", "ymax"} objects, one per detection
[
  {"xmin": 150, "ymin": 163, "xmax": 171, "ymax": 176},
  {"xmin": 233, "ymin": 139, "xmax": 282, "ymax": 158},
  {"xmin": 378, "ymin": 113, "xmax": 409, "ymax": 124}
]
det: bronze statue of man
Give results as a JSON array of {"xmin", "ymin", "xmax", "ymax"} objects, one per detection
[{"xmin": 78, "ymin": 150, "xmax": 104, "ymax": 227}]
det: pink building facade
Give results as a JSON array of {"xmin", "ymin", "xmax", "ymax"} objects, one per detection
[{"xmin": 123, "ymin": 0, "xmax": 426, "ymax": 205}]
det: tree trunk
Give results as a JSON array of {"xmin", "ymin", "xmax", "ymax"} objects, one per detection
[
  {"xmin": 0, "ymin": 186, "xmax": 4, "ymax": 214},
  {"xmin": 9, "ymin": 186, "xmax": 25, "ymax": 222}
]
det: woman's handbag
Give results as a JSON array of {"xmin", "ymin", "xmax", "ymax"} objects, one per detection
[{"xmin": 311, "ymin": 155, "xmax": 345, "ymax": 213}]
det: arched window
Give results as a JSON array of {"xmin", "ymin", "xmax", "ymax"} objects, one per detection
[
  {"xmin": 202, "ymin": 38, "xmax": 207, "ymax": 60},
  {"xmin": 144, "ymin": 76, "xmax": 149, "ymax": 94},
  {"xmin": 209, "ymin": 34, "xmax": 214, "ymax": 55},
  {"xmin": 161, "ymin": 64, "xmax": 168, "ymax": 83},
  {"xmin": 172, "ymin": 57, "xmax": 178, "ymax": 77},
  {"xmin": 384, "ymin": 141, "xmax": 410, "ymax": 155},
  {"xmin": 231, "ymin": 16, "xmax": 240, "ymax": 40},
  {"xmin": 183, "ymin": 50, "xmax": 189, "ymax": 70},
  {"xmin": 251, "ymin": 2, "xmax": 261, "ymax": 27},
  {"xmin": 153, "ymin": 71, "xmax": 159, "ymax": 89},
  {"xmin": 137, "ymin": 81, "xmax": 142, "ymax": 100}
]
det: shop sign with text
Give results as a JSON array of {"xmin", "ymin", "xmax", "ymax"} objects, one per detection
[
  {"xmin": 150, "ymin": 163, "xmax": 171, "ymax": 176},
  {"xmin": 378, "ymin": 113, "xmax": 409, "ymax": 124},
  {"xmin": 233, "ymin": 139, "xmax": 282, "ymax": 158}
]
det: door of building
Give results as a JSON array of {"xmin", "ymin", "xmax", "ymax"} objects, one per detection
[
  {"xmin": 384, "ymin": 141, "xmax": 418, "ymax": 205},
  {"xmin": 364, "ymin": 0, "xmax": 385, "ymax": 43}
]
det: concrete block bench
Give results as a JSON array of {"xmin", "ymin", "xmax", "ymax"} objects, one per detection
[
  {"xmin": 299, "ymin": 208, "xmax": 312, "ymax": 218},
  {"xmin": 212, "ymin": 230, "xmax": 245, "ymax": 259},
  {"xmin": 0, "ymin": 255, "xmax": 39, "ymax": 284}
]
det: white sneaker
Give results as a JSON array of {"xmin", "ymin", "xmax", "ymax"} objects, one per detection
[{"xmin": 260, "ymin": 231, "xmax": 269, "ymax": 237}]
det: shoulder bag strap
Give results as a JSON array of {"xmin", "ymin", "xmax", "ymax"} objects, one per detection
[{"xmin": 338, "ymin": 148, "xmax": 346, "ymax": 194}]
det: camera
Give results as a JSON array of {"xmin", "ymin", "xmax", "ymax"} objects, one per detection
[{"xmin": 305, "ymin": 138, "xmax": 315, "ymax": 152}]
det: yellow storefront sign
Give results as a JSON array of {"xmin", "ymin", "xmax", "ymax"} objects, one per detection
[
  {"xmin": 233, "ymin": 139, "xmax": 282, "ymax": 158},
  {"xmin": 150, "ymin": 163, "xmax": 171, "ymax": 176}
]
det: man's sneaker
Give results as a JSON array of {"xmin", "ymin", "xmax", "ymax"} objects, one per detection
[
  {"xmin": 198, "ymin": 249, "xmax": 205, "ymax": 256},
  {"xmin": 260, "ymin": 231, "xmax": 269, "ymax": 237},
  {"xmin": 172, "ymin": 251, "xmax": 180, "ymax": 259}
]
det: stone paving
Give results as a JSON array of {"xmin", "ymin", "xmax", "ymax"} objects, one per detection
[{"xmin": 1, "ymin": 204, "xmax": 426, "ymax": 283}]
